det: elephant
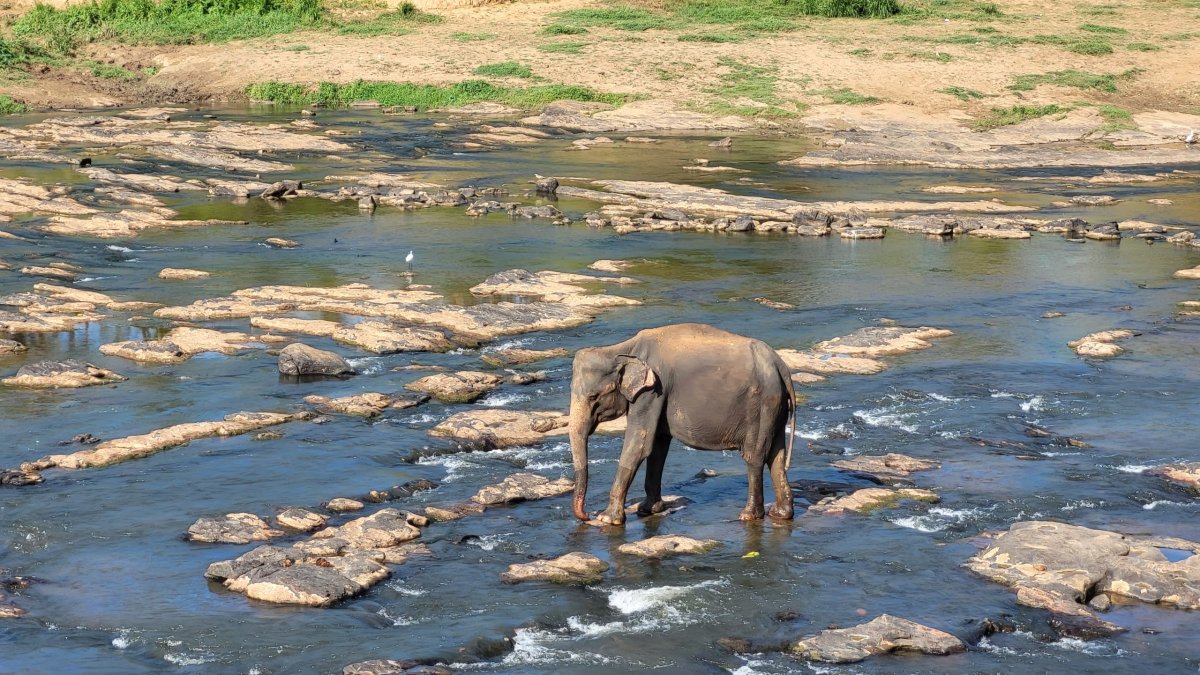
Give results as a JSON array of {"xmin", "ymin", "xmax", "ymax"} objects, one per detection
[{"xmin": 569, "ymin": 323, "xmax": 796, "ymax": 526}]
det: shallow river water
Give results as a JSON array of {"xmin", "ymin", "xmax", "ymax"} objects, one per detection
[{"xmin": 2, "ymin": 107, "xmax": 1200, "ymax": 674}]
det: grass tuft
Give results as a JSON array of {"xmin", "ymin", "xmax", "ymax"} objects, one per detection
[
  {"xmin": 974, "ymin": 104, "xmax": 1066, "ymax": 130},
  {"xmin": 537, "ymin": 41, "xmax": 586, "ymax": 54},
  {"xmin": 245, "ymin": 79, "xmax": 627, "ymax": 110},
  {"xmin": 336, "ymin": 3, "xmax": 438, "ymax": 36},
  {"xmin": 553, "ymin": 6, "xmax": 669, "ymax": 31},
  {"xmin": 451, "ymin": 31, "xmax": 494, "ymax": 41},
  {"xmin": 821, "ymin": 87, "xmax": 881, "ymax": 104},
  {"xmin": 0, "ymin": 95, "xmax": 29, "ymax": 114},
  {"xmin": 1125, "ymin": 42, "xmax": 1160, "ymax": 51},
  {"xmin": 1095, "ymin": 103, "xmax": 1134, "ymax": 131},
  {"xmin": 678, "ymin": 32, "xmax": 744, "ymax": 42},
  {"xmin": 541, "ymin": 23, "xmax": 587, "ymax": 35},
  {"xmin": 89, "ymin": 62, "xmax": 139, "ymax": 79},
  {"xmin": 909, "ymin": 50, "xmax": 952, "ymax": 61},
  {"xmin": 939, "ymin": 85, "xmax": 987, "ymax": 100},
  {"xmin": 1079, "ymin": 23, "xmax": 1127, "ymax": 34},
  {"xmin": 1009, "ymin": 69, "xmax": 1128, "ymax": 93},
  {"xmin": 472, "ymin": 61, "xmax": 533, "ymax": 79},
  {"xmin": 1067, "ymin": 38, "xmax": 1114, "ymax": 55}
]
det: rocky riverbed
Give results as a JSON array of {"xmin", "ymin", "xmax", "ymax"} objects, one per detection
[{"xmin": 1, "ymin": 104, "xmax": 1199, "ymax": 673}]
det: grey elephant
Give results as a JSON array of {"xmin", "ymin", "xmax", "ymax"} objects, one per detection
[{"xmin": 568, "ymin": 323, "xmax": 796, "ymax": 526}]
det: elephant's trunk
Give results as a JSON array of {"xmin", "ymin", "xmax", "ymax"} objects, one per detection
[{"xmin": 569, "ymin": 402, "xmax": 591, "ymax": 521}]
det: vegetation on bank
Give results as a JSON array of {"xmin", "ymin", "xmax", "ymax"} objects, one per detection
[
  {"xmin": 0, "ymin": 94, "xmax": 29, "ymax": 114},
  {"xmin": 973, "ymin": 104, "xmax": 1065, "ymax": 130},
  {"xmin": 244, "ymin": 79, "xmax": 628, "ymax": 110}
]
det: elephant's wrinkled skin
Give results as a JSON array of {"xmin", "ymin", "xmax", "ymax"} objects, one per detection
[{"xmin": 569, "ymin": 323, "xmax": 796, "ymax": 525}]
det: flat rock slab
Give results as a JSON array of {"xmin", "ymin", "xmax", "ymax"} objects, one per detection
[
  {"xmin": 520, "ymin": 99, "xmax": 752, "ymax": 133},
  {"xmin": 2, "ymin": 360, "xmax": 125, "ymax": 388},
  {"xmin": 187, "ymin": 513, "xmax": 282, "ymax": 544},
  {"xmin": 969, "ymin": 228, "xmax": 1032, "ymax": 239},
  {"xmin": 305, "ymin": 393, "xmax": 429, "ymax": 417},
  {"xmin": 27, "ymin": 411, "xmax": 307, "ymax": 472},
  {"xmin": 278, "ymin": 343, "xmax": 353, "ymax": 377},
  {"xmin": 100, "ymin": 327, "xmax": 263, "ymax": 363},
  {"xmin": 480, "ymin": 347, "xmax": 569, "ymax": 367},
  {"xmin": 158, "ymin": 267, "xmax": 210, "ymax": 280},
  {"xmin": 0, "ymin": 339, "xmax": 28, "ymax": 354},
  {"xmin": 252, "ymin": 316, "xmax": 452, "ymax": 354},
  {"xmin": 500, "ymin": 552, "xmax": 608, "ymax": 585},
  {"xmin": 832, "ymin": 454, "xmax": 941, "ymax": 483},
  {"xmin": 965, "ymin": 520, "xmax": 1200, "ymax": 638},
  {"xmin": 470, "ymin": 269, "xmax": 638, "ymax": 304},
  {"xmin": 792, "ymin": 614, "xmax": 965, "ymax": 663},
  {"xmin": 618, "ymin": 535, "xmax": 720, "ymax": 559},
  {"xmin": 588, "ymin": 259, "xmax": 634, "ymax": 273},
  {"xmin": 405, "ymin": 371, "xmax": 503, "ymax": 403},
  {"xmin": 276, "ymin": 508, "xmax": 329, "ymax": 532},
  {"xmin": 807, "ymin": 488, "xmax": 939, "ymax": 516},
  {"xmin": 429, "ymin": 409, "xmax": 568, "ymax": 448},
  {"xmin": 324, "ymin": 498, "xmax": 365, "ymax": 512},
  {"xmin": 1068, "ymin": 329, "xmax": 1135, "ymax": 358},
  {"xmin": 813, "ymin": 327, "xmax": 953, "ymax": 358},
  {"xmin": 776, "ymin": 350, "xmax": 886, "ymax": 376},
  {"xmin": 311, "ymin": 508, "xmax": 422, "ymax": 549},
  {"xmin": 1173, "ymin": 266, "xmax": 1200, "ymax": 280},
  {"xmin": 1148, "ymin": 464, "xmax": 1200, "ymax": 488},
  {"xmin": 472, "ymin": 473, "xmax": 573, "ymax": 506},
  {"xmin": 343, "ymin": 660, "xmax": 451, "ymax": 675}
]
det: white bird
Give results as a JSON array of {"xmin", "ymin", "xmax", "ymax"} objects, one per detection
[
  {"xmin": 405, "ymin": 250, "xmax": 414, "ymax": 273},
  {"xmin": 1187, "ymin": 129, "xmax": 1196, "ymax": 144}
]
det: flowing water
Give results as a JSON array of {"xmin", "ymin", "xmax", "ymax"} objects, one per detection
[{"xmin": 2, "ymin": 107, "xmax": 1200, "ymax": 674}]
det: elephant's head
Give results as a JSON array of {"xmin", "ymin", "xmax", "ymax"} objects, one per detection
[{"xmin": 568, "ymin": 347, "xmax": 658, "ymax": 521}]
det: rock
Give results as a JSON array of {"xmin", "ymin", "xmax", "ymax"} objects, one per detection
[
  {"xmin": 1042, "ymin": 311, "xmax": 1066, "ymax": 319},
  {"xmin": 617, "ymin": 535, "xmax": 720, "ymax": 559},
  {"xmin": 500, "ymin": 552, "xmax": 608, "ymax": 585},
  {"xmin": 261, "ymin": 180, "xmax": 302, "ymax": 199},
  {"xmin": 480, "ymin": 347, "xmax": 569, "ymax": 367},
  {"xmin": 1068, "ymin": 329, "xmax": 1135, "ymax": 358},
  {"xmin": 506, "ymin": 370, "xmax": 545, "ymax": 385},
  {"xmin": 265, "ymin": 237, "xmax": 300, "ymax": 248},
  {"xmin": 405, "ymin": 371, "xmax": 503, "ymax": 403},
  {"xmin": 21, "ymin": 265, "xmax": 77, "ymax": 281},
  {"xmin": 275, "ymin": 508, "xmax": 329, "ymax": 532},
  {"xmin": 1149, "ymin": 198, "xmax": 1174, "ymax": 205},
  {"xmin": 187, "ymin": 513, "xmax": 282, "ymax": 544},
  {"xmin": 278, "ymin": 343, "xmax": 354, "ymax": 377},
  {"xmin": 969, "ymin": 228, "xmax": 1031, "ymax": 239},
  {"xmin": 469, "ymin": 269, "xmax": 639, "ymax": 304},
  {"xmin": 158, "ymin": 267, "xmax": 211, "ymax": 280},
  {"xmin": 965, "ymin": 521, "xmax": 1200, "ymax": 637},
  {"xmin": 253, "ymin": 431, "xmax": 283, "ymax": 441},
  {"xmin": 1084, "ymin": 222, "xmax": 1121, "ymax": 241},
  {"xmin": 709, "ymin": 137, "xmax": 734, "ymax": 148},
  {"xmin": 311, "ymin": 508, "xmax": 421, "ymax": 549},
  {"xmin": 1147, "ymin": 464, "xmax": 1200, "ymax": 489},
  {"xmin": 31, "ymin": 411, "xmax": 307, "ymax": 471},
  {"xmin": 776, "ymin": 350, "xmax": 886, "ymax": 376},
  {"xmin": 534, "ymin": 176, "xmax": 558, "ymax": 194},
  {"xmin": 807, "ymin": 488, "xmax": 939, "ymax": 515},
  {"xmin": 831, "ymin": 454, "xmax": 940, "ymax": 483},
  {"xmin": 0, "ymin": 339, "xmax": 27, "ymax": 354},
  {"xmin": 813, "ymin": 327, "xmax": 952, "ymax": 358},
  {"xmin": 424, "ymin": 502, "xmax": 487, "ymax": 522},
  {"xmin": 343, "ymin": 659, "xmax": 451, "ymax": 675},
  {"xmin": 472, "ymin": 473, "xmax": 574, "ymax": 506},
  {"xmin": 1174, "ymin": 265, "xmax": 1200, "ymax": 280},
  {"xmin": 305, "ymin": 393, "xmax": 427, "ymax": 417},
  {"xmin": 792, "ymin": 614, "xmax": 965, "ymax": 663},
  {"xmin": 364, "ymin": 479, "xmax": 439, "ymax": 503},
  {"xmin": 2, "ymin": 360, "xmax": 125, "ymax": 388},
  {"xmin": 252, "ymin": 317, "xmax": 452, "ymax": 354},
  {"xmin": 324, "ymin": 498, "xmax": 365, "ymax": 512},
  {"xmin": 922, "ymin": 185, "xmax": 996, "ymax": 194},
  {"xmin": 754, "ymin": 298, "xmax": 795, "ymax": 311},
  {"xmin": 0, "ymin": 469, "xmax": 44, "ymax": 486},
  {"xmin": 588, "ymin": 259, "xmax": 633, "ymax": 273},
  {"xmin": 1071, "ymin": 195, "xmax": 1118, "ymax": 206},
  {"xmin": 0, "ymin": 592, "xmax": 25, "ymax": 618},
  {"xmin": 101, "ymin": 327, "xmax": 261, "ymax": 363},
  {"xmin": 840, "ymin": 227, "xmax": 885, "ymax": 240},
  {"xmin": 888, "ymin": 215, "xmax": 957, "ymax": 236},
  {"xmin": 429, "ymin": 410, "xmax": 566, "ymax": 448}
]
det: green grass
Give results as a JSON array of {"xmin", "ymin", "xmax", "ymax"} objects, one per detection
[
  {"xmin": 336, "ymin": 3, "xmax": 438, "ymax": 36},
  {"xmin": 1079, "ymin": 23, "xmax": 1127, "ymax": 34},
  {"xmin": 553, "ymin": 0, "xmax": 898, "ymax": 37},
  {"xmin": 1162, "ymin": 32, "xmax": 1199, "ymax": 40},
  {"xmin": 282, "ymin": 44, "xmax": 308, "ymax": 51},
  {"xmin": 1095, "ymin": 103, "xmax": 1134, "ymax": 131},
  {"xmin": 909, "ymin": 50, "xmax": 952, "ymax": 61},
  {"xmin": 848, "ymin": 47, "xmax": 872, "ymax": 56},
  {"xmin": 939, "ymin": 85, "xmax": 987, "ymax": 100},
  {"xmin": 89, "ymin": 62, "xmax": 139, "ymax": 79},
  {"xmin": 1009, "ymin": 69, "xmax": 1121, "ymax": 93},
  {"xmin": 1077, "ymin": 3, "xmax": 1119, "ymax": 16},
  {"xmin": 0, "ymin": 95, "xmax": 29, "ymax": 114},
  {"xmin": 1125, "ymin": 42, "xmax": 1160, "ymax": 51},
  {"xmin": 245, "ymin": 79, "xmax": 628, "ymax": 110},
  {"xmin": 553, "ymin": 6, "xmax": 670, "ymax": 31},
  {"xmin": 541, "ymin": 23, "xmax": 587, "ymax": 35},
  {"xmin": 974, "ymin": 104, "xmax": 1066, "ymax": 130},
  {"xmin": 0, "ymin": 37, "xmax": 46, "ymax": 69},
  {"xmin": 537, "ymin": 41, "xmax": 587, "ymax": 54},
  {"xmin": 705, "ymin": 56, "xmax": 799, "ymax": 117},
  {"xmin": 896, "ymin": 0, "xmax": 1004, "ymax": 22},
  {"xmin": 451, "ymin": 31, "xmax": 494, "ymax": 41},
  {"xmin": 1067, "ymin": 38, "xmax": 1114, "ymax": 54},
  {"xmin": 472, "ymin": 61, "xmax": 533, "ymax": 79},
  {"xmin": 678, "ymin": 32, "xmax": 744, "ymax": 42},
  {"xmin": 821, "ymin": 87, "xmax": 881, "ymax": 104}
]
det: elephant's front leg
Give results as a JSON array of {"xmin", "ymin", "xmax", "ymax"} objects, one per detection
[
  {"xmin": 637, "ymin": 431, "xmax": 672, "ymax": 516},
  {"xmin": 596, "ymin": 421, "xmax": 660, "ymax": 526}
]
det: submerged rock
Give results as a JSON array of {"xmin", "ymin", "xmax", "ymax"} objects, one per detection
[
  {"xmin": 1068, "ymin": 329, "xmax": 1135, "ymax": 358},
  {"xmin": 588, "ymin": 259, "xmax": 633, "ymax": 273},
  {"xmin": 813, "ymin": 327, "xmax": 953, "ymax": 358},
  {"xmin": 501, "ymin": 552, "xmax": 608, "ymax": 585},
  {"xmin": 617, "ymin": 535, "xmax": 720, "ymax": 559},
  {"xmin": 2, "ymin": 360, "xmax": 126, "ymax": 388},
  {"xmin": 158, "ymin": 267, "xmax": 211, "ymax": 280},
  {"xmin": 472, "ymin": 473, "xmax": 573, "ymax": 506},
  {"xmin": 278, "ymin": 343, "xmax": 354, "ymax": 377},
  {"xmin": 807, "ymin": 488, "xmax": 939, "ymax": 515},
  {"xmin": 792, "ymin": 614, "xmax": 965, "ymax": 663},
  {"xmin": 831, "ymin": 454, "xmax": 941, "ymax": 484},
  {"xmin": 1148, "ymin": 464, "xmax": 1200, "ymax": 489},
  {"xmin": 405, "ymin": 371, "xmax": 503, "ymax": 403},
  {"xmin": 343, "ymin": 659, "xmax": 451, "ymax": 675},
  {"xmin": 187, "ymin": 513, "xmax": 282, "ymax": 544}
]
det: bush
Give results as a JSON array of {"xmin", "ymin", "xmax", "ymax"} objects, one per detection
[{"xmin": 245, "ymin": 79, "xmax": 628, "ymax": 110}]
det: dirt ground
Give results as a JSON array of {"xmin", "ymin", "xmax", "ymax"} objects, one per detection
[{"xmin": 1, "ymin": 0, "xmax": 1198, "ymax": 131}]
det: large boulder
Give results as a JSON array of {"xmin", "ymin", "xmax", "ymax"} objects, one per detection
[
  {"xmin": 792, "ymin": 614, "xmax": 965, "ymax": 663},
  {"xmin": 405, "ymin": 371, "xmax": 503, "ymax": 403},
  {"xmin": 480, "ymin": 347, "xmax": 569, "ymax": 367},
  {"xmin": 500, "ymin": 552, "xmax": 608, "ymax": 585},
  {"xmin": 2, "ymin": 360, "xmax": 125, "ymax": 388},
  {"xmin": 1068, "ymin": 329, "xmax": 1135, "ymax": 358},
  {"xmin": 278, "ymin": 343, "xmax": 354, "ymax": 377},
  {"xmin": 310, "ymin": 508, "xmax": 421, "ymax": 549}
]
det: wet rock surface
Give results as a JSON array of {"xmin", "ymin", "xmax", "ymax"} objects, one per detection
[
  {"xmin": 251, "ymin": 317, "xmax": 453, "ymax": 354},
  {"xmin": 479, "ymin": 347, "xmax": 569, "ymax": 367},
  {"xmin": 405, "ymin": 371, "xmax": 504, "ymax": 403},
  {"xmin": 500, "ymin": 552, "xmax": 608, "ymax": 585},
  {"xmin": 0, "ymin": 339, "xmax": 28, "ymax": 354},
  {"xmin": 275, "ymin": 508, "xmax": 330, "ymax": 532},
  {"xmin": 101, "ymin": 327, "xmax": 262, "ymax": 363},
  {"xmin": 813, "ymin": 327, "xmax": 953, "ymax": 358},
  {"xmin": 807, "ymin": 488, "xmax": 939, "ymax": 515},
  {"xmin": 278, "ymin": 343, "xmax": 354, "ymax": 377},
  {"xmin": 342, "ymin": 659, "xmax": 451, "ymax": 675},
  {"xmin": 187, "ymin": 513, "xmax": 283, "ymax": 544},
  {"xmin": 791, "ymin": 614, "xmax": 965, "ymax": 663},
  {"xmin": 617, "ymin": 535, "xmax": 720, "ymax": 559},
  {"xmin": 831, "ymin": 454, "xmax": 941, "ymax": 484},
  {"xmin": 965, "ymin": 520, "xmax": 1200, "ymax": 638},
  {"xmin": 776, "ymin": 350, "xmax": 887, "ymax": 376},
  {"xmin": 2, "ymin": 360, "xmax": 126, "ymax": 388},
  {"xmin": 305, "ymin": 393, "xmax": 428, "ymax": 417},
  {"xmin": 472, "ymin": 473, "xmax": 574, "ymax": 506},
  {"xmin": 158, "ymin": 267, "xmax": 211, "ymax": 280},
  {"xmin": 1068, "ymin": 329, "xmax": 1136, "ymax": 358}
]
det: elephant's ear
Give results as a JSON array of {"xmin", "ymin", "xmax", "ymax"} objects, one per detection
[{"xmin": 618, "ymin": 355, "xmax": 657, "ymax": 402}]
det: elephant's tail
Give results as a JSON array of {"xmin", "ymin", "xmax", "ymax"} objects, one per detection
[{"xmin": 773, "ymin": 356, "xmax": 796, "ymax": 472}]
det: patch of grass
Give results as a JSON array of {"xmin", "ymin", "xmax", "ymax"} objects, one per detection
[
  {"xmin": 282, "ymin": 44, "xmax": 309, "ymax": 51},
  {"xmin": 916, "ymin": 32, "xmax": 1021, "ymax": 46},
  {"xmin": 1095, "ymin": 103, "xmax": 1134, "ymax": 131},
  {"xmin": 245, "ymin": 79, "xmax": 628, "ymax": 110},
  {"xmin": 1067, "ymin": 38, "xmax": 1114, "ymax": 55},
  {"xmin": 541, "ymin": 23, "xmax": 587, "ymax": 35},
  {"xmin": 705, "ymin": 56, "xmax": 799, "ymax": 117},
  {"xmin": 974, "ymin": 104, "xmax": 1066, "ymax": 130},
  {"xmin": 1125, "ymin": 42, "xmax": 1160, "ymax": 51},
  {"xmin": 1009, "ymin": 69, "xmax": 1121, "ymax": 93},
  {"xmin": 939, "ymin": 85, "xmax": 987, "ymax": 100},
  {"xmin": 537, "ymin": 41, "xmax": 586, "ymax": 54},
  {"xmin": 820, "ymin": 87, "xmax": 881, "ymax": 104},
  {"xmin": 678, "ymin": 32, "xmax": 744, "ymax": 42},
  {"xmin": 554, "ymin": 6, "xmax": 670, "ymax": 31},
  {"xmin": 12, "ymin": 0, "xmax": 328, "ymax": 54},
  {"xmin": 336, "ymin": 3, "xmax": 438, "ymax": 36},
  {"xmin": 451, "ymin": 31, "xmax": 494, "ymax": 41},
  {"xmin": 898, "ymin": 0, "xmax": 1004, "ymax": 22},
  {"xmin": 89, "ymin": 62, "xmax": 139, "ymax": 80},
  {"xmin": 0, "ymin": 95, "xmax": 29, "ymax": 114},
  {"xmin": 910, "ymin": 50, "xmax": 952, "ymax": 61},
  {"xmin": 0, "ymin": 36, "xmax": 46, "ymax": 69},
  {"xmin": 1077, "ymin": 4, "xmax": 1119, "ymax": 16},
  {"xmin": 1079, "ymin": 23, "xmax": 1127, "ymax": 34},
  {"xmin": 1162, "ymin": 32, "xmax": 1199, "ymax": 41},
  {"xmin": 848, "ymin": 47, "xmax": 872, "ymax": 56},
  {"xmin": 472, "ymin": 61, "xmax": 533, "ymax": 79}
]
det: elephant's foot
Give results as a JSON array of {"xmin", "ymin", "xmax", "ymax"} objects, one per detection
[
  {"xmin": 738, "ymin": 506, "xmax": 766, "ymax": 521},
  {"xmin": 593, "ymin": 509, "xmax": 626, "ymax": 527},
  {"xmin": 636, "ymin": 499, "xmax": 667, "ymax": 517},
  {"xmin": 767, "ymin": 504, "xmax": 794, "ymax": 521}
]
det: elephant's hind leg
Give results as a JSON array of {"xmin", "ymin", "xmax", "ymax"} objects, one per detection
[{"xmin": 766, "ymin": 426, "xmax": 794, "ymax": 520}]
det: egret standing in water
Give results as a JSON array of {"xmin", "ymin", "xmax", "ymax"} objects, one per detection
[
  {"xmin": 406, "ymin": 250, "xmax": 414, "ymax": 273},
  {"xmin": 1187, "ymin": 129, "xmax": 1196, "ymax": 144}
]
